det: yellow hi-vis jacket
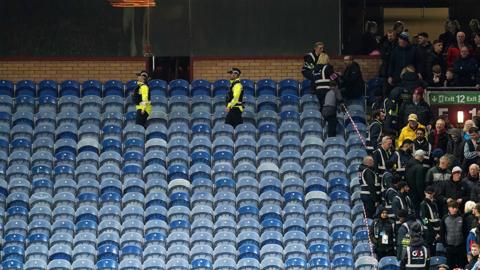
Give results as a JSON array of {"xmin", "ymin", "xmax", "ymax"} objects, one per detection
[
  {"xmin": 135, "ymin": 82, "xmax": 152, "ymax": 115},
  {"xmin": 226, "ymin": 79, "xmax": 244, "ymax": 111}
]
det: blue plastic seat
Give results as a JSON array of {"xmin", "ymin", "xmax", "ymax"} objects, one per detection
[
  {"xmin": 60, "ymin": 80, "xmax": 80, "ymax": 97},
  {"xmin": 257, "ymin": 79, "xmax": 277, "ymax": 96},
  {"xmin": 279, "ymin": 79, "xmax": 299, "ymax": 97},
  {"xmin": 429, "ymin": 256, "xmax": 447, "ymax": 270},
  {"xmin": 332, "ymin": 257, "xmax": 354, "ymax": 270},
  {"xmin": 148, "ymin": 79, "xmax": 168, "ymax": 97},
  {"xmin": 81, "ymin": 80, "xmax": 102, "ymax": 97},
  {"xmin": 212, "ymin": 80, "xmax": 230, "ymax": 97},
  {"xmin": 0, "ymin": 79, "xmax": 14, "ymax": 96},
  {"xmin": 15, "ymin": 80, "xmax": 36, "ymax": 97},
  {"xmin": 191, "ymin": 79, "xmax": 212, "ymax": 96},
  {"xmin": 257, "ymin": 95, "xmax": 278, "ymax": 112},
  {"xmin": 169, "ymin": 79, "xmax": 189, "ymax": 97},
  {"xmin": 378, "ymin": 256, "xmax": 400, "ymax": 270},
  {"xmin": 104, "ymin": 80, "xmax": 124, "ymax": 97},
  {"xmin": 355, "ymin": 256, "xmax": 378, "ymax": 270}
]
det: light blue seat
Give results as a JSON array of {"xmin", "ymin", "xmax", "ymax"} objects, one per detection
[
  {"xmin": 79, "ymin": 111, "xmax": 101, "ymax": 127},
  {"xmin": 143, "ymin": 258, "xmax": 166, "ymax": 270},
  {"xmin": 12, "ymin": 123, "xmax": 33, "ymax": 141},
  {"xmin": 325, "ymin": 162, "xmax": 347, "ymax": 180},
  {"xmin": 148, "ymin": 79, "xmax": 168, "ymax": 97},
  {"xmin": 257, "ymin": 110, "xmax": 278, "ymax": 127},
  {"xmin": 80, "ymin": 95, "xmax": 102, "ymax": 113},
  {"xmin": 213, "ymin": 257, "xmax": 236, "ymax": 270},
  {"xmin": 378, "ymin": 256, "xmax": 400, "ymax": 270},
  {"xmin": 354, "ymin": 256, "xmax": 377, "ymax": 270},
  {"xmin": 279, "ymin": 122, "xmax": 301, "ymax": 139},
  {"xmin": 103, "ymin": 95, "xmax": 124, "ymax": 113},
  {"xmin": 25, "ymin": 259, "xmax": 48, "ymax": 270},
  {"xmin": 257, "ymin": 135, "xmax": 279, "ymax": 153},
  {"xmin": 257, "ymin": 95, "xmax": 278, "ymax": 112},
  {"xmin": 324, "ymin": 149, "xmax": 346, "ymax": 164}
]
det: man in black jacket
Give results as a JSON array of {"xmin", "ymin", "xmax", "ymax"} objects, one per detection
[
  {"xmin": 360, "ymin": 155, "xmax": 381, "ymax": 218},
  {"xmin": 453, "ymin": 46, "xmax": 479, "ymax": 86},
  {"xmin": 413, "ymin": 128, "xmax": 432, "ymax": 168},
  {"xmin": 427, "ymin": 40, "xmax": 447, "ymax": 82},
  {"xmin": 373, "ymin": 136, "xmax": 393, "ymax": 175},
  {"xmin": 440, "ymin": 201, "xmax": 468, "ymax": 268},
  {"xmin": 367, "ymin": 109, "xmax": 385, "ymax": 153},
  {"xmin": 399, "ymin": 87, "xmax": 432, "ymax": 127},
  {"xmin": 416, "ymin": 32, "xmax": 433, "ymax": 80},
  {"xmin": 419, "ymin": 186, "xmax": 441, "ymax": 256},
  {"xmin": 392, "ymin": 181, "xmax": 414, "ymax": 218},
  {"xmin": 406, "ymin": 150, "xmax": 428, "ymax": 209},
  {"xmin": 379, "ymin": 29, "xmax": 397, "ymax": 78},
  {"xmin": 438, "ymin": 166, "xmax": 470, "ymax": 215},
  {"xmin": 340, "ymin": 55, "xmax": 365, "ymax": 101},
  {"xmin": 388, "ymin": 32, "xmax": 422, "ymax": 86}
]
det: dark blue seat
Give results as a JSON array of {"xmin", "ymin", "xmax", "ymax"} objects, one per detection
[
  {"xmin": 279, "ymin": 79, "xmax": 299, "ymax": 97},
  {"xmin": 104, "ymin": 80, "xmax": 124, "ymax": 97},
  {"xmin": 82, "ymin": 80, "xmax": 102, "ymax": 97},
  {"xmin": 213, "ymin": 80, "xmax": 230, "ymax": 97},
  {"xmin": 241, "ymin": 79, "xmax": 255, "ymax": 96},
  {"xmin": 60, "ymin": 80, "xmax": 80, "ymax": 97},
  {"xmin": 169, "ymin": 79, "xmax": 189, "ymax": 96},
  {"xmin": 125, "ymin": 80, "xmax": 138, "ymax": 96},
  {"xmin": 192, "ymin": 259, "xmax": 212, "ymax": 270},
  {"xmin": 256, "ymin": 79, "xmax": 277, "ymax": 96},
  {"xmin": 2, "ymin": 259, "xmax": 23, "ymax": 270},
  {"xmin": 309, "ymin": 257, "xmax": 329, "ymax": 268},
  {"xmin": 238, "ymin": 244, "xmax": 260, "ymax": 260},
  {"xmin": 15, "ymin": 80, "xmax": 36, "ymax": 97},
  {"xmin": 96, "ymin": 259, "xmax": 118, "ymax": 270},
  {"xmin": 300, "ymin": 80, "xmax": 312, "ymax": 96},
  {"xmin": 38, "ymin": 80, "xmax": 58, "ymax": 97},
  {"xmin": 148, "ymin": 79, "xmax": 168, "ymax": 97},
  {"xmin": 0, "ymin": 80, "xmax": 14, "ymax": 97},
  {"xmin": 169, "ymin": 192, "xmax": 190, "ymax": 208},
  {"xmin": 191, "ymin": 79, "xmax": 212, "ymax": 96}
]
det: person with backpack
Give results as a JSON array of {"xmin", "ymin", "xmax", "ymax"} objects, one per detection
[
  {"xmin": 396, "ymin": 209, "xmax": 421, "ymax": 260},
  {"xmin": 132, "ymin": 70, "xmax": 152, "ymax": 127},
  {"xmin": 225, "ymin": 67, "xmax": 244, "ymax": 128},
  {"xmin": 321, "ymin": 80, "xmax": 344, "ymax": 138},
  {"xmin": 400, "ymin": 222, "xmax": 430, "ymax": 269}
]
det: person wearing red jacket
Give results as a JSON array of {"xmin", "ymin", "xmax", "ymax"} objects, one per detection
[{"xmin": 447, "ymin": 31, "xmax": 472, "ymax": 68}]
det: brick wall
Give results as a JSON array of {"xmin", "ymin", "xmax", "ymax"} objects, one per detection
[
  {"xmin": 0, "ymin": 57, "xmax": 381, "ymax": 83},
  {"xmin": 0, "ymin": 58, "xmax": 146, "ymax": 82},
  {"xmin": 192, "ymin": 56, "xmax": 381, "ymax": 82}
]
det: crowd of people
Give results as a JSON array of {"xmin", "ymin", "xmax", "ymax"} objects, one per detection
[{"xmin": 359, "ymin": 20, "xmax": 480, "ymax": 270}]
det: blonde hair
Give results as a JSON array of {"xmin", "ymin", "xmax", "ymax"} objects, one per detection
[
  {"xmin": 314, "ymin": 42, "xmax": 324, "ymax": 49},
  {"xmin": 465, "ymin": 200, "xmax": 476, "ymax": 213},
  {"xmin": 318, "ymin": 53, "xmax": 329, "ymax": 65},
  {"xmin": 464, "ymin": 119, "xmax": 477, "ymax": 132}
]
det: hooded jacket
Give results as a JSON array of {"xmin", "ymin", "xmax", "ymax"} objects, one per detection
[{"xmin": 397, "ymin": 123, "xmax": 426, "ymax": 149}]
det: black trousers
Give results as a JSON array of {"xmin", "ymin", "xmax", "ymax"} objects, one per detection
[
  {"xmin": 325, "ymin": 114, "xmax": 337, "ymax": 137},
  {"xmin": 225, "ymin": 107, "xmax": 243, "ymax": 128},
  {"xmin": 446, "ymin": 244, "xmax": 466, "ymax": 269},
  {"xmin": 136, "ymin": 109, "xmax": 149, "ymax": 127},
  {"xmin": 361, "ymin": 195, "xmax": 377, "ymax": 219}
]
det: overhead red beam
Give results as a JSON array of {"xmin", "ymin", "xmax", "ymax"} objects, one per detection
[{"xmin": 109, "ymin": 0, "xmax": 156, "ymax": 7}]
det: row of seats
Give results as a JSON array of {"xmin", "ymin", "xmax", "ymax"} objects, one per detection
[{"xmin": 0, "ymin": 79, "xmax": 311, "ymax": 98}]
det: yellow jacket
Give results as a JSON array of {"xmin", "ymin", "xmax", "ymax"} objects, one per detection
[
  {"xmin": 227, "ymin": 79, "xmax": 243, "ymax": 111},
  {"xmin": 397, "ymin": 123, "xmax": 425, "ymax": 148},
  {"xmin": 135, "ymin": 82, "xmax": 152, "ymax": 115}
]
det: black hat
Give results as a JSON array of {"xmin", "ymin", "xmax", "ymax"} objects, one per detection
[
  {"xmin": 396, "ymin": 181, "xmax": 408, "ymax": 189},
  {"xmin": 425, "ymin": 185, "xmax": 435, "ymax": 194},
  {"xmin": 227, "ymin": 68, "xmax": 241, "ymax": 75},
  {"xmin": 136, "ymin": 70, "xmax": 149, "ymax": 78}
]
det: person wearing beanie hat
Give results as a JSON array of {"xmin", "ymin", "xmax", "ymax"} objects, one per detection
[
  {"xmin": 399, "ymin": 87, "xmax": 432, "ymax": 127},
  {"xmin": 371, "ymin": 206, "xmax": 395, "ymax": 260},
  {"xmin": 387, "ymin": 30, "xmax": 423, "ymax": 86},
  {"xmin": 420, "ymin": 185, "xmax": 441, "ymax": 256},
  {"xmin": 397, "ymin": 114, "xmax": 426, "ymax": 149}
]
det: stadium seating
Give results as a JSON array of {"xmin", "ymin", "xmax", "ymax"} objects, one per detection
[{"xmin": 0, "ymin": 78, "xmax": 409, "ymax": 270}]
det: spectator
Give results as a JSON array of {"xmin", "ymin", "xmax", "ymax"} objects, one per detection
[
  {"xmin": 416, "ymin": 32, "xmax": 433, "ymax": 80},
  {"xmin": 464, "ymin": 126, "xmax": 480, "ymax": 170},
  {"xmin": 420, "ymin": 185, "xmax": 441, "ymax": 256},
  {"xmin": 467, "ymin": 243, "xmax": 480, "ymax": 270},
  {"xmin": 406, "ymin": 149, "xmax": 428, "ymax": 209},
  {"xmin": 429, "ymin": 119, "xmax": 449, "ymax": 154},
  {"xmin": 397, "ymin": 114, "xmax": 426, "ymax": 149},
  {"xmin": 371, "ymin": 206, "xmax": 396, "ymax": 259},
  {"xmin": 447, "ymin": 31, "xmax": 469, "ymax": 68},
  {"xmin": 390, "ymin": 139, "xmax": 414, "ymax": 181},
  {"xmin": 399, "ymin": 87, "xmax": 431, "ymax": 127},
  {"xmin": 383, "ymin": 90, "xmax": 401, "ymax": 136},
  {"xmin": 360, "ymin": 155, "xmax": 381, "ymax": 218},
  {"xmin": 437, "ymin": 264, "xmax": 449, "ymax": 270},
  {"xmin": 388, "ymin": 32, "xmax": 421, "ymax": 86},
  {"xmin": 429, "ymin": 65, "xmax": 446, "ymax": 87},
  {"xmin": 373, "ymin": 136, "xmax": 393, "ymax": 175},
  {"xmin": 366, "ymin": 109, "xmax": 385, "ymax": 153},
  {"xmin": 453, "ymin": 46, "xmax": 479, "ymax": 86},
  {"xmin": 427, "ymin": 40, "xmax": 447, "ymax": 82},
  {"xmin": 340, "ymin": 55, "xmax": 365, "ymax": 101},
  {"xmin": 361, "ymin": 20, "xmax": 380, "ymax": 55},
  {"xmin": 474, "ymin": 33, "xmax": 480, "ymax": 62},
  {"xmin": 465, "ymin": 164, "xmax": 480, "ymax": 190},
  {"xmin": 393, "ymin": 21, "xmax": 406, "ymax": 36},
  {"xmin": 463, "ymin": 120, "xmax": 477, "ymax": 141},
  {"xmin": 399, "ymin": 222, "xmax": 430, "ymax": 269},
  {"xmin": 379, "ymin": 29, "xmax": 397, "ymax": 78},
  {"xmin": 447, "ymin": 128, "xmax": 465, "ymax": 168},
  {"xmin": 470, "ymin": 19, "xmax": 480, "ymax": 47},
  {"xmin": 425, "ymin": 155, "xmax": 452, "ymax": 204},
  {"xmin": 413, "ymin": 127, "xmax": 433, "ymax": 167},
  {"xmin": 392, "ymin": 181, "xmax": 414, "ymax": 219},
  {"xmin": 440, "ymin": 201, "xmax": 467, "ymax": 269},
  {"xmin": 384, "ymin": 180, "xmax": 402, "ymax": 219},
  {"xmin": 381, "ymin": 160, "xmax": 399, "ymax": 194},
  {"xmin": 321, "ymin": 80, "xmax": 343, "ymax": 137},
  {"xmin": 467, "ymin": 222, "xmax": 480, "ymax": 263},
  {"xmin": 439, "ymin": 19, "xmax": 460, "ymax": 55},
  {"xmin": 438, "ymin": 166, "xmax": 470, "ymax": 215},
  {"xmin": 465, "ymin": 201, "xmax": 478, "ymax": 230},
  {"xmin": 444, "ymin": 68, "xmax": 456, "ymax": 87},
  {"xmin": 301, "ymin": 41, "xmax": 324, "ymax": 85}
]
